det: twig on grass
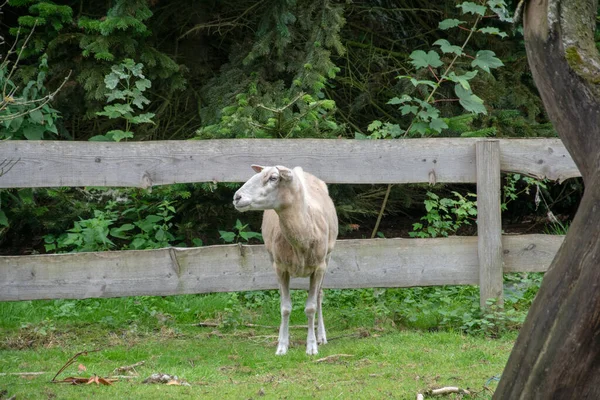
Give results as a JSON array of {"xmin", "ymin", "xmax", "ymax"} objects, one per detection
[
  {"xmin": 419, "ymin": 386, "xmax": 470, "ymax": 396},
  {"xmin": 51, "ymin": 349, "xmax": 101, "ymax": 382},
  {"xmin": 112, "ymin": 360, "xmax": 145, "ymax": 375},
  {"xmin": 314, "ymin": 354, "xmax": 354, "ymax": 363}
]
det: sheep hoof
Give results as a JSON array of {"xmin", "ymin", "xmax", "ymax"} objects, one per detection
[
  {"xmin": 276, "ymin": 344, "xmax": 288, "ymax": 355},
  {"xmin": 306, "ymin": 343, "xmax": 318, "ymax": 355}
]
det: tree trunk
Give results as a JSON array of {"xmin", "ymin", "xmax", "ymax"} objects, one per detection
[{"xmin": 493, "ymin": 0, "xmax": 600, "ymax": 399}]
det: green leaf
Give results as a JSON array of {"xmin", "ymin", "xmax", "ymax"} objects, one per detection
[
  {"xmin": 387, "ymin": 95, "xmax": 412, "ymax": 105},
  {"xmin": 0, "ymin": 209, "xmax": 8, "ymax": 227},
  {"xmin": 106, "ymin": 130, "xmax": 134, "ymax": 142},
  {"xmin": 409, "ymin": 50, "xmax": 443, "ymax": 69},
  {"xmin": 129, "ymin": 113, "xmax": 155, "ymax": 125},
  {"xmin": 219, "ymin": 231, "xmax": 236, "ymax": 243},
  {"xmin": 28, "ymin": 109, "xmax": 45, "ymax": 124},
  {"xmin": 23, "ymin": 124, "xmax": 46, "ymax": 140},
  {"xmin": 457, "ymin": 1, "xmax": 487, "ymax": 15},
  {"xmin": 478, "ymin": 27, "xmax": 508, "ymax": 38},
  {"xmin": 88, "ymin": 135, "xmax": 111, "ymax": 142},
  {"xmin": 104, "ymin": 72, "xmax": 120, "ymax": 90},
  {"xmin": 409, "ymin": 78, "xmax": 437, "ymax": 89},
  {"xmin": 367, "ymin": 120, "xmax": 382, "ymax": 132},
  {"xmin": 433, "ymin": 39, "xmax": 463, "ymax": 55},
  {"xmin": 135, "ymin": 78, "xmax": 151, "ymax": 92},
  {"xmin": 446, "ymin": 71, "xmax": 478, "ymax": 91},
  {"xmin": 96, "ymin": 104, "xmax": 134, "ymax": 119},
  {"xmin": 429, "ymin": 118, "xmax": 449, "ymax": 133},
  {"xmin": 471, "ymin": 50, "xmax": 504, "ymax": 73},
  {"xmin": 439, "ymin": 19, "xmax": 465, "ymax": 30},
  {"xmin": 400, "ymin": 104, "xmax": 419, "ymax": 116},
  {"xmin": 455, "ymin": 85, "xmax": 487, "ymax": 114}
]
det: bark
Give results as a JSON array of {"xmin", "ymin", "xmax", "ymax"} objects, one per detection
[{"xmin": 493, "ymin": 0, "xmax": 600, "ymax": 399}]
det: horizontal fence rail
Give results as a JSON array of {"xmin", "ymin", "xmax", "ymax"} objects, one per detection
[
  {"xmin": 0, "ymin": 138, "xmax": 581, "ymax": 303},
  {"xmin": 0, "ymin": 138, "xmax": 579, "ymax": 188},
  {"xmin": 0, "ymin": 235, "xmax": 564, "ymax": 301}
]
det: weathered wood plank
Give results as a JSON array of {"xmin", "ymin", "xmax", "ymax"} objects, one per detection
[
  {"xmin": 477, "ymin": 140, "xmax": 504, "ymax": 308},
  {"xmin": 0, "ymin": 235, "xmax": 563, "ymax": 302},
  {"xmin": 500, "ymin": 139, "xmax": 580, "ymax": 182},
  {"xmin": 0, "ymin": 139, "xmax": 579, "ymax": 188}
]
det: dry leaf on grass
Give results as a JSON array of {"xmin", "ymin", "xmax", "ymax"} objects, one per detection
[{"xmin": 52, "ymin": 375, "xmax": 117, "ymax": 386}]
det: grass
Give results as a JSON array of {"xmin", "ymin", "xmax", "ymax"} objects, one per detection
[{"xmin": 0, "ymin": 284, "xmax": 536, "ymax": 399}]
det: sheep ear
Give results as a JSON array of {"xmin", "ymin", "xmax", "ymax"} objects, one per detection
[
  {"xmin": 277, "ymin": 166, "xmax": 293, "ymax": 181},
  {"xmin": 251, "ymin": 165, "xmax": 264, "ymax": 173}
]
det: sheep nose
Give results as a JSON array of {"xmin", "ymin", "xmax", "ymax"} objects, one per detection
[{"xmin": 234, "ymin": 193, "xmax": 242, "ymax": 203}]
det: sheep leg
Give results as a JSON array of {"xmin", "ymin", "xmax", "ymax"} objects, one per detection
[
  {"xmin": 276, "ymin": 268, "xmax": 291, "ymax": 355},
  {"xmin": 317, "ymin": 255, "xmax": 329, "ymax": 345},
  {"xmin": 306, "ymin": 265, "xmax": 325, "ymax": 355},
  {"xmin": 317, "ymin": 287, "xmax": 327, "ymax": 345}
]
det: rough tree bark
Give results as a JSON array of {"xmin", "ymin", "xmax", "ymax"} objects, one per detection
[{"xmin": 493, "ymin": 0, "xmax": 600, "ymax": 399}]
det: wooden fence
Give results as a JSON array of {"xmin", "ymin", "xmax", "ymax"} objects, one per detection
[{"xmin": 0, "ymin": 139, "xmax": 580, "ymax": 307}]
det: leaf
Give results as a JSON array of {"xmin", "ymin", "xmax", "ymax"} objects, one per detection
[
  {"xmin": 219, "ymin": 231, "xmax": 236, "ymax": 243},
  {"xmin": 387, "ymin": 94, "xmax": 412, "ymax": 104},
  {"xmin": 23, "ymin": 124, "xmax": 46, "ymax": 140},
  {"xmin": 106, "ymin": 130, "xmax": 134, "ymax": 142},
  {"xmin": 433, "ymin": 39, "xmax": 463, "ymax": 55},
  {"xmin": 478, "ymin": 27, "xmax": 508, "ymax": 38},
  {"xmin": 457, "ymin": 1, "xmax": 487, "ymax": 15},
  {"xmin": 28, "ymin": 109, "xmax": 45, "ymax": 124},
  {"xmin": 455, "ymin": 85, "xmax": 487, "ymax": 114},
  {"xmin": 439, "ymin": 19, "xmax": 465, "ymax": 30},
  {"xmin": 0, "ymin": 209, "xmax": 8, "ymax": 227},
  {"xmin": 409, "ymin": 50, "xmax": 443, "ymax": 69},
  {"xmin": 429, "ymin": 118, "xmax": 449, "ymax": 133},
  {"xmin": 135, "ymin": 78, "xmax": 151, "ymax": 92},
  {"xmin": 104, "ymin": 72, "xmax": 120, "ymax": 90},
  {"xmin": 96, "ymin": 104, "xmax": 134, "ymax": 119},
  {"xmin": 400, "ymin": 104, "xmax": 418, "ymax": 116},
  {"xmin": 446, "ymin": 70, "xmax": 478, "ymax": 91},
  {"xmin": 129, "ymin": 113, "xmax": 155, "ymax": 125},
  {"xmin": 367, "ymin": 120, "xmax": 382, "ymax": 132},
  {"xmin": 471, "ymin": 50, "xmax": 504, "ymax": 73},
  {"xmin": 88, "ymin": 135, "xmax": 112, "ymax": 142}
]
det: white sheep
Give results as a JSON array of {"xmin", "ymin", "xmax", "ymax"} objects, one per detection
[{"xmin": 233, "ymin": 165, "xmax": 338, "ymax": 355}]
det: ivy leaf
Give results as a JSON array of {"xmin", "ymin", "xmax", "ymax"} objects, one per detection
[
  {"xmin": 457, "ymin": 1, "xmax": 487, "ymax": 15},
  {"xmin": 433, "ymin": 39, "xmax": 463, "ymax": 55},
  {"xmin": 471, "ymin": 50, "xmax": 504, "ymax": 73},
  {"xmin": 439, "ymin": 19, "xmax": 465, "ymax": 30},
  {"xmin": 446, "ymin": 70, "xmax": 478, "ymax": 91},
  {"xmin": 455, "ymin": 85, "xmax": 487, "ymax": 115},
  {"xmin": 409, "ymin": 50, "xmax": 443, "ymax": 69},
  {"xmin": 478, "ymin": 27, "xmax": 508, "ymax": 38}
]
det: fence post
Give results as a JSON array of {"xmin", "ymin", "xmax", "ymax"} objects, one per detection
[{"xmin": 476, "ymin": 140, "xmax": 503, "ymax": 309}]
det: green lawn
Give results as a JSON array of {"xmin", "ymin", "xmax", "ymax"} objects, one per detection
[{"xmin": 0, "ymin": 291, "xmax": 519, "ymax": 399}]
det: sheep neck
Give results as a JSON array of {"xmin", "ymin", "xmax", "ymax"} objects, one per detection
[{"xmin": 276, "ymin": 195, "xmax": 314, "ymax": 251}]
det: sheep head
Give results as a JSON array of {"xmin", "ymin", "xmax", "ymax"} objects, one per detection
[{"xmin": 233, "ymin": 165, "xmax": 295, "ymax": 212}]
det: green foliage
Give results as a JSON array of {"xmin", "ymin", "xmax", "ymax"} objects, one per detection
[
  {"xmin": 196, "ymin": 0, "xmax": 345, "ymax": 139},
  {"xmin": 91, "ymin": 58, "xmax": 155, "ymax": 141},
  {"xmin": 43, "ymin": 192, "xmax": 182, "ymax": 253},
  {"xmin": 502, "ymin": 173, "xmax": 548, "ymax": 212},
  {"xmin": 360, "ymin": 1, "xmax": 510, "ymax": 139},
  {"xmin": 219, "ymin": 219, "xmax": 263, "ymax": 244},
  {"xmin": 410, "ymin": 191, "xmax": 477, "ymax": 238},
  {"xmin": 0, "ymin": 54, "xmax": 61, "ymax": 139}
]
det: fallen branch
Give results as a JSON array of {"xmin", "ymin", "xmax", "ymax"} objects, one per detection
[
  {"xmin": 428, "ymin": 387, "xmax": 471, "ymax": 396},
  {"xmin": 314, "ymin": 354, "xmax": 354, "ymax": 363},
  {"xmin": 195, "ymin": 322, "xmax": 308, "ymax": 329},
  {"xmin": 0, "ymin": 372, "xmax": 47, "ymax": 376}
]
